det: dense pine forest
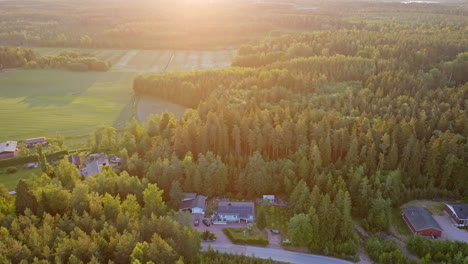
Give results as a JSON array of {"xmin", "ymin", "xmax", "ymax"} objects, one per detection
[{"xmin": 0, "ymin": 0, "xmax": 467, "ymax": 263}]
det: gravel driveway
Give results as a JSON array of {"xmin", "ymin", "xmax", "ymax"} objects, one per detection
[{"xmin": 433, "ymin": 213, "xmax": 468, "ymax": 242}]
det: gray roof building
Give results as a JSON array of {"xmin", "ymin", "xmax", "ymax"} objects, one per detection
[
  {"xmin": 445, "ymin": 203, "xmax": 468, "ymax": 220},
  {"xmin": 0, "ymin": 141, "xmax": 17, "ymax": 154},
  {"xmin": 402, "ymin": 207, "xmax": 443, "ymax": 232},
  {"xmin": 179, "ymin": 193, "xmax": 207, "ymax": 214},
  {"xmin": 217, "ymin": 201, "xmax": 255, "ymax": 219}
]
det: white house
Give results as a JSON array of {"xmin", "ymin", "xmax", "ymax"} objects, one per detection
[
  {"xmin": 179, "ymin": 193, "xmax": 207, "ymax": 214},
  {"xmin": 213, "ymin": 201, "xmax": 255, "ymax": 223}
]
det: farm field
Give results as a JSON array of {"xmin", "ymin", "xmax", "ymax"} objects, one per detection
[
  {"xmin": 0, "ymin": 167, "xmax": 42, "ymax": 191},
  {"xmin": 32, "ymin": 47, "xmax": 236, "ymax": 72},
  {"xmin": 0, "ymin": 69, "xmax": 134, "ymax": 140},
  {"xmin": 0, "ymin": 48, "xmax": 235, "ymax": 141}
]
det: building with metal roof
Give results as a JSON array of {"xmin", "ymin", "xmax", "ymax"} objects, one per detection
[
  {"xmin": 179, "ymin": 193, "xmax": 207, "ymax": 214},
  {"xmin": 402, "ymin": 207, "xmax": 443, "ymax": 237},
  {"xmin": 24, "ymin": 137, "xmax": 47, "ymax": 148},
  {"xmin": 214, "ymin": 201, "xmax": 255, "ymax": 223}
]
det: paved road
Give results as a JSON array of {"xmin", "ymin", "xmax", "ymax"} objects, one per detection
[{"xmin": 202, "ymin": 243, "xmax": 353, "ymax": 264}]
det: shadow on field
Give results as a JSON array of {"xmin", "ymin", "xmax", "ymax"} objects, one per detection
[
  {"xmin": 113, "ymin": 100, "xmax": 134, "ymax": 129},
  {"xmin": 0, "ymin": 70, "xmax": 103, "ymax": 107}
]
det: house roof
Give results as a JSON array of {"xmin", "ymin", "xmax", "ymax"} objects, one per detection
[
  {"xmin": 85, "ymin": 153, "xmax": 109, "ymax": 166},
  {"xmin": 24, "ymin": 137, "xmax": 46, "ymax": 144},
  {"xmin": 446, "ymin": 203, "xmax": 468, "ymax": 220},
  {"xmin": 68, "ymin": 155, "xmax": 81, "ymax": 165},
  {"xmin": 402, "ymin": 207, "xmax": 443, "ymax": 232},
  {"xmin": 0, "ymin": 141, "xmax": 17, "ymax": 153},
  {"xmin": 179, "ymin": 194, "xmax": 207, "ymax": 210},
  {"xmin": 183, "ymin": 193, "xmax": 197, "ymax": 200},
  {"xmin": 79, "ymin": 161, "xmax": 101, "ymax": 177},
  {"xmin": 218, "ymin": 202, "xmax": 255, "ymax": 218}
]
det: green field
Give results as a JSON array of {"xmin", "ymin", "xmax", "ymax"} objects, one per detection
[
  {"xmin": 0, "ymin": 70, "xmax": 134, "ymax": 140},
  {"xmin": 0, "ymin": 167, "xmax": 42, "ymax": 191},
  {"xmin": 0, "ymin": 48, "xmax": 235, "ymax": 141}
]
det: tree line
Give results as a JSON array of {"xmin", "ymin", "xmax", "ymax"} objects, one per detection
[{"xmin": 0, "ymin": 47, "xmax": 110, "ymax": 72}]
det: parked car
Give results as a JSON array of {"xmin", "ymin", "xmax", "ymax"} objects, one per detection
[
  {"xmin": 193, "ymin": 219, "xmax": 200, "ymax": 226},
  {"xmin": 270, "ymin": 229, "xmax": 280, "ymax": 234},
  {"xmin": 202, "ymin": 219, "xmax": 211, "ymax": 226}
]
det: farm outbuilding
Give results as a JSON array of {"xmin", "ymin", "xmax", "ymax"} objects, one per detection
[
  {"xmin": 445, "ymin": 203, "xmax": 468, "ymax": 227},
  {"xmin": 24, "ymin": 137, "xmax": 47, "ymax": 148},
  {"xmin": 402, "ymin": 207, "xmax": 443, "ymax": 237},
  {"xmin": 0, "ymin": 141, "xmax": 18, "ymax": 159}
]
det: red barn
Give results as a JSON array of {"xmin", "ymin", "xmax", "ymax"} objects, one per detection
[{"xmin": 402, "ymin": 207, "xmax": 443, "ymax": 237}]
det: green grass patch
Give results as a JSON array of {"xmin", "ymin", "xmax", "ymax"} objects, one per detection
[
  {"xmin": 391, "ymin": 208, "xmax": 412, "ymax": 237},
  {"xmin": 0, "ymin": 167, "xmax": 42, "ymax": 191},
  {"xmin": 223, "ymin": 227, "xmax": 268, "ymax": 245},
  {"xmin": 262, "ymin": 205, "xmax": 289, "ymax": 237}
]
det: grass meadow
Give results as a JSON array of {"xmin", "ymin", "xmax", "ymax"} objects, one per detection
[
  {"xmin": 0, "ymin": 48, "xmax": 235, "ymax": 141},
  {"xmin": 0, "ymin": 167, "xmax": 42, "ymax": 191}
]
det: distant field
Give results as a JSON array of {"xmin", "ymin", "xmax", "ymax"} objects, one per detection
[
  {"xmin": 0, "ymin": 48, "xmax": 235, "ymax": 141},
  {"xmin": 32, "ymin": 47, "xmax": 236, "ymax": 72}
]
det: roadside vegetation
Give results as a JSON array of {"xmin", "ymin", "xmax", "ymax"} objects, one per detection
[{"xmin": 223, "ymin": 226, "xmax": 269, "ymax": 246}]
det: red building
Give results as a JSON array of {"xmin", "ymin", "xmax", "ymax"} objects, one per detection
[
  {"xmin": 445, "ymin": 203, "xmax": 468, "ymax": 227},
  {"xmin": 402, "ymin": 207, "xmax": 443, "ymax": 237},
  {"xmin": 0, "ymin": 141, "xmax": 18, "ymax": 159}
]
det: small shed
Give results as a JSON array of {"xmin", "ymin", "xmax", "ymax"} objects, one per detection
[{"xmin": 402, "ymin": 207, "xmax": 443, "ymax": 237}]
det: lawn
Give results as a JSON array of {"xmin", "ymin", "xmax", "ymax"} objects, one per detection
[{"xmin": 0, "ymin": 167, "xmax": 42, "ymax": 191}]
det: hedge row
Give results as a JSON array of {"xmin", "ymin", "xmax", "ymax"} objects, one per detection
[
  {"xmin": 222, "ymin": 228, "xmax": 268, "ymax": 246},
  {"xmin": 0, "ymin": 150, "xmax": 69, "ymax": 168}
]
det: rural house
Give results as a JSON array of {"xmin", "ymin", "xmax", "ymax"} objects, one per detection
[
  {"xmin": 179, "ymin": 193, "xmax": 207, "ymax": 214},
  {"xmin": 402, "ymin": 207, "xmax": 443, "ymax": 237},
  {"xmin": 444, "ymin": 203, "xmax": 468, "ymax": 227},
  {"xmin": 24, "ymin": 137, "xmax": 47, "ymax": 148},
  {"xmin": 0, "ymin": 141, "xmax": 18, "ymax": 159},
  {"xmin": 79, "ymin": 153, "xmax": 109, "ymax": 177},
  {"xmin": 213, "ymin": 201, "xmax": 255, "ymax": 224}
]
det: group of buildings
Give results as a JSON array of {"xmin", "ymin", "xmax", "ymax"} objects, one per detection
[
  {"xmin": 70, "ymin": 152, "xmax": 121, "ymax": 178},
  {"xmin": 180, "ymin": 194, "xmax": 282, "ymax": 224},
  {"xmin": 402, "ymin": 203, "xmax": 468, "ymax": 238},
  {"xmin": 0, "ymin": 137, "xmax": 48, "ymax": 160}
]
